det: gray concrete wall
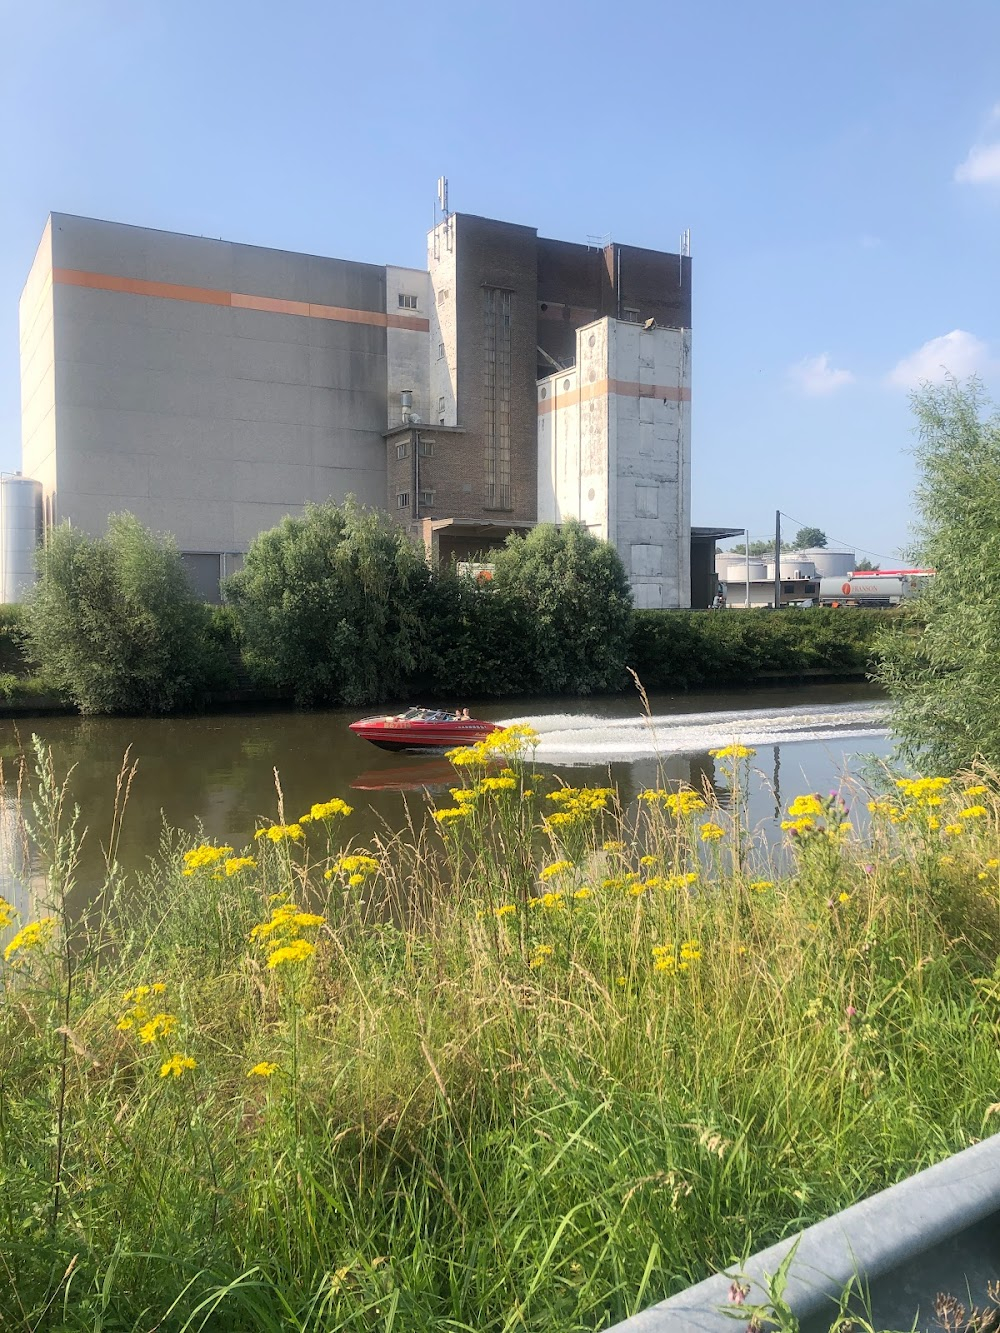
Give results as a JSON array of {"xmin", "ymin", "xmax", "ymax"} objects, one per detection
[{"xmin": 40, "ymin": 213, "xmax": 391, "ymax": 553}]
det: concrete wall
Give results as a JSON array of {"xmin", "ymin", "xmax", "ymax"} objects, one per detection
[
  {"xmin": 19, "ymin": 220, "xmax": 57, "ymax": 530},
  {"xmin": 427, "ymin": 221, "xmax": 458, "ymax": 428},
  {"xmin": 30, "ymin": 213, "xmax": 393, "ymax": 555},
  {"xmin": 537, "ymin": 318, "xmax": 692, "ymax": 609},
  {"xmin": 385, "ymin": 265, "xmax": 430, "ymax": 429}
]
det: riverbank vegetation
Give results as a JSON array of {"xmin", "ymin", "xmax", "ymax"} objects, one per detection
[
  {"xmin": 2, "ymin": 730, "xmax": 998, "ymax": 1328},
  {"xmin": 6, "ymin": 501, "xmax": 888, "ymax": 716},
  {"xmin": 877, "ymin": 378, "xmax": 1000, "ymax": 772}
]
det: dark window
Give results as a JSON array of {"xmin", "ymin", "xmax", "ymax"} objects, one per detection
[
  {"xmin": 419, "ymin": 490, "xmax": 435, "ymax": 507},
  {"xmin": 418, "ymin": 438, "xmax": 433, "ymax": 457},
  {"xmin": 396, "ymin": 492, "xmax": 410, "ymax": 509},
  {"xmin": 396, "ymin": 442, "xmax": 409, "ymax": 460}
]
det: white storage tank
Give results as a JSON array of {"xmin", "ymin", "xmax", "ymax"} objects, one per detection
[
  {"xmin": 1, "ymin": 475, "xmax": 43, "ymax": 604},
  {"xmin": 800, "ymin": 548, "xmax": 856, "ymax": 578},
  {"xmin": 767, "ymin": 559, "xmax": 816, "ymax": 580}
]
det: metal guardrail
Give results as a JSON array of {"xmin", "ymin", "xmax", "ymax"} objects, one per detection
[{"xmin": 606, "ymin": 1133, "xmax": 1000, "ymax": 1331}]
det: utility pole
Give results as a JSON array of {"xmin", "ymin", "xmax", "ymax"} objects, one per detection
[
  {"xmin": 745, "ymin": 528, "xmax": 750, "ymax": 608},
  {"xmin": 774, "ymin": 509, "xmax": 781, "ymax": 610}
]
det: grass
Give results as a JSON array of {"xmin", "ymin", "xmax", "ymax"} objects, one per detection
[{"xmin": 0, "ymin": 732, "xmax": 999, "ymax": 1331}]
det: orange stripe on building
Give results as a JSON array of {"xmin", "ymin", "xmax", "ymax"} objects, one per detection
[
  {"xmin": 537, "ymin": 377, "xmax": 691, "ymax": 414},
  {"xmin": 52, "ymin": 268, "xmax": 430, "ymax": 332}
]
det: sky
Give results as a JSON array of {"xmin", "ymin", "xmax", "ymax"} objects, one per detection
[{"xmin": 3, "ymin": 0, "xmax": 1000, "ymax": 563}]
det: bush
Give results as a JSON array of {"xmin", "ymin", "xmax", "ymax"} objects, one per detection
[
  {"xmin": 630, "ymin": 608, "xmax": 892, "ymax": 690},
  {"xmin": 23, "ymin": 514, "xmax": 226, "ymax": 715},
  {"xmin": 225, "ymin": 499, "xmax": 434, "ymax": 707},
  {"xmin": 876, "ymin": 379, "xmax": 1000, "ymax": 770},
  {"xmin": 488, "ymin": 520, "xmax": 634, "ymax": 695}
]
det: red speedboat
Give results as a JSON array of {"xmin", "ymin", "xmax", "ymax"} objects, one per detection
[{"xmin": 349, "ymin": 708, "xmax": 500, "ymax": 754}]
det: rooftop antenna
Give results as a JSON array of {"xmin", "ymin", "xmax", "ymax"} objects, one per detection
[
  {"xmin": 437, "ymin": 175, "xmax": 453, "ymax": 252},
  {"xmin": 678, "ymin": 228, "xmax": 691, "ymax": 285}
]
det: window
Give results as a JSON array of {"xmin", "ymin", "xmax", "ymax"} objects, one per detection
[
  {"xmin": 419, "ymin": 490, "xmax": 435, "ymax": 507},
  {"xmin": 483, "ymin": 286, "xmax": 512, "ymax": 508},
  {"xmin": 437, "ymin": 288, "xmax": 449, "ymax": 305},
  {"xmin": 396, "ymin": 492, "xmax": 410, "ymax": 509},
  {"xmin": 418, "ymin": 438, "xmax": 433, "ymax": 457},
  {"xmin": 396, "ymin": 442, "xmax": 409, "ymax": 460},
  {"xmin": 622, "ymin": 307, "xmax": 640, "ymax": 323},
  {"xmin": 398, "ymin": 293, "xmax": 418, "ymax": 309},
  {"xmin": 437, "ymin": 396, "xmax": 446, "ymax": 414},
  {"xmin": 635, "ymin": 484, "xmax": 658, "ymax": 519},
  {"xmin": 437, "ymin": 342, "xmax": 445, "ymax": 359}
]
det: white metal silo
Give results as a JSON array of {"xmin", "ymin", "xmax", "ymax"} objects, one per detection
[
  {"xmin": 1, "ymin": 475, "xmax": 43, "ymax": 604},
  {"xmin": 802, "ymin": 549, "xmax": 856, "ymax": 578}
]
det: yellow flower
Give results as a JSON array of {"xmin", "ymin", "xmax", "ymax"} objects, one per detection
[
  {"xmin": 786, "ymin": 794, "xmax": 824, "ymax": 819},
  {"xmin": 267, "ymin": 939, "xmax": 315, "ymax": 968},
  {"xmin": 679, "ymin": 939, "xmax": 701, "ymax": 962},
  {"xmin": 248, "ymin": 1061, "xmax": 279, "ymax": 1078},
  {"xmin": 0, "ymin": 897, "xmax": 15, "ymax": 931},
  {"xmin": 939, "ymin": 854, "xmax": 956, "ymax": 866},
  {"xmin": 699, "ymin": 822, "xmax": 725, "ymax": 842},
  {"xmin": 494, "ymin": 903, "xmax": 517, "ymax": 918},
  {"xmin": 960, "ymin": 805, "xmax": 988, "ymax": 820},
  {"xmin": 964, "ymin": 785, "xmax": 989, "ymax": 797},
  {"xmin": 181, "ymin": 843, "xmax": 234, "ymax": 874},
  {"xmin": 602, "ymin": 839, "xmax": 625, "ymax": 851},
  {"xmin": 528, "ymin": 891, "xmax": 565, "ymax": 910},
  {"xmin": 137, "ymin": 1013, "xmax": 177, "ymax": 1045},
  {"xmin": 254, "ymin": 823, "xmax": 304, "ymax": 843},
  {"xmin": 348, "ymin": 873, "xmax": 364, "ymax": 886},
  {"xmin": 528, "ymin": 943, "xmax": 553, "ymax": 969},
  {"xmin": 478, "ymin": 775, "xmax": 517, "ymax": 793},
  {"xmin": 943, "ymin": 824, "xmax": 964, "ymax": 837},
  {"xmin": 539, "ymin": 860, "xmax": 573, "ymax": 882},
  {"xmin": 640, "ymin": 855, "xmax": 657, "ymax": 867},
  {"xmin": 298, "ymin": 798, "xmax": 353, "ymax": 824},
  {"xmin": 837, "ymin": 892, "xmax": 851, "ymax": 904},
  {"xmin": 748, "ymin": 880, "xmax": 773, "ymax": 893},
  {"xmin": 431, "ymin": 807, "xmax": 471, "ymax": 824},
  {"xmin": 328, "ymin": 854, "xmax": 380, "ymax": 877},
  {"xmin": 781, "ymin": 817, "xmax": 815, "ymax": 833},
  {"xmin": 573, "ymin": 887, "xmax": 592, "ymax": 900},
  {"xmin": 709, "ymin": 744, "xmax": 756, "ymax": 760},
  {"xmin": 159, "ymin": 1053, "xmax": 196, "ymax": 1079},
  {"xmin": 450, "ymin": 787, "xmax": 479, "ymax": 804},
  {"xmin": 3, "ymin": 917, "xmax": 55, "ymax": 963},
  {"xmin": 224, "ymin": 856, "xmax": 257, "ymax": 877}
]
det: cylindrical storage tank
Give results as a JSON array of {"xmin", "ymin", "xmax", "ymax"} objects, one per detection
[
  {"xmin": 803, "ymin": 549, "xmax": 855, "ymax": 578},
  {"xmin": 715, "ymin": 553, "xmax": 733, "ymax": 578},
  {"xmin": 767, "ymin": 559, "xmax": 815, "ymax": 580},
  {"xmin": 1, "ymin": 476, "xmax": 43, "ymax": 604}
]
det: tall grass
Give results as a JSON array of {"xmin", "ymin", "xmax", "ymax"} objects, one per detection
[{"xmin": 0, "ymin": 732, "xmax": 998, "ymax": 1330}]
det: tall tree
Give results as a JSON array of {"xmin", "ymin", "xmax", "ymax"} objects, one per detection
[
  {"xmin": 876, "ymin": 378, "xmax": 1000, "ymax": 769},
  {"xmin": 24, "ymin": 513, "xmax": 224, "ymax": 714},
  {"xmin": 793, "ymin": 526, "xmax": 827, "ymax": 549},
  {"xmin": 225, "ymin": 499, "xmax": 433, "ymax": 707},
  {"xmin": 489, "ymin": 520, "xmax": 633, "ymax": 695}
]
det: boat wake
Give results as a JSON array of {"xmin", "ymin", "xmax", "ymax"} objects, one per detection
[{"xmin": 501, "ymin": 701, "xmax": 891, "ymax": 766}]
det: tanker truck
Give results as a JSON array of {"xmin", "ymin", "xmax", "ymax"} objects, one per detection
[{"xmin": 817, "ymin": 571, "xmax": 931, "ymax": 607}]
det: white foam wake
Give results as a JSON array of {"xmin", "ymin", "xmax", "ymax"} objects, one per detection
[{"xmin": 500, "ymin": 702, "xmax": 891, "ymax": 765}]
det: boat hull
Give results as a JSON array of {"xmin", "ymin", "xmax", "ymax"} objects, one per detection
[{"xmin": 349, "ymin": 716, "xmax": 500, "ymax": 754}]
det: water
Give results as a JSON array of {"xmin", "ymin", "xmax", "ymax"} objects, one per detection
[{"xmin": 0, "ymin": 683, "xmax": 893, "ymax": 914}]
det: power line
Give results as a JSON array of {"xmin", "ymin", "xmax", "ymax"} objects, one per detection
[{"xmin": 778, "ymin": 511, "xmax": 900, "ymax": 565}]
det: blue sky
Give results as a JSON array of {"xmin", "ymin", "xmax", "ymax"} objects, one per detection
[{"xmin": 4, "ymin": 0, "xmax": 1000, "ymax": 561}]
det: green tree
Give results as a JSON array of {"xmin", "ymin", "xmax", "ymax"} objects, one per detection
[
  {"xmin": 876, "ymin": 378, "xmax": 1000, "ymax": 770},
  {"xmin": 225, "ymin": 499, "xmax": 432, "ymax": 707},
  {"xmin": 854, "ymin": 558, "xmax": 880, "ymax": 572},
  {"xmin": 24, "ymin": 513, "xmax": 225, "ymax": 715},
  {"xmin": 488, "ymin": 520, "xmax": 633, "ymax": 694},
  {"xmin": 726, "ymin": 539, "xmax": 791, "ymax": 558},
  {"xmin": 793, "ymin": 526, "xmax": 827, "ymax": 549}
]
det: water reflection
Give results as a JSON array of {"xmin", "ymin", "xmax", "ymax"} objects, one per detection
[{"xmin": 0, "ymin": 684, "xmax": 893, "ymax": 913}]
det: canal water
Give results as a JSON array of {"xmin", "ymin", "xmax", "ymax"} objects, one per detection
[{"xmin": 0, "ymin": 682, "xmax": 893, "ymax": 914}]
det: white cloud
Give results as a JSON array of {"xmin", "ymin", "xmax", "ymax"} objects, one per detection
[
  {"xmin": 887, "ymin": 330, "xmax": 991, "ymax": 388},
  {"xmin": 955, "ymin": 142, "xmax": 1000, "ymax": 184},
  {"xmin": 788, "ymin": 354, "xmax": 854, "ymax": 396}
]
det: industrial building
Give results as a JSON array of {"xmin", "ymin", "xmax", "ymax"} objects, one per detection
[{"xmin": 17, "ymin": 202, "xmax": 731, "ymax": 606}]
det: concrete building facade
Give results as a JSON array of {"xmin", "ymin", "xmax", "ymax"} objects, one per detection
[{"xmin": 19, "ymin": 207, "xmax": 715, "ymax": 605}]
